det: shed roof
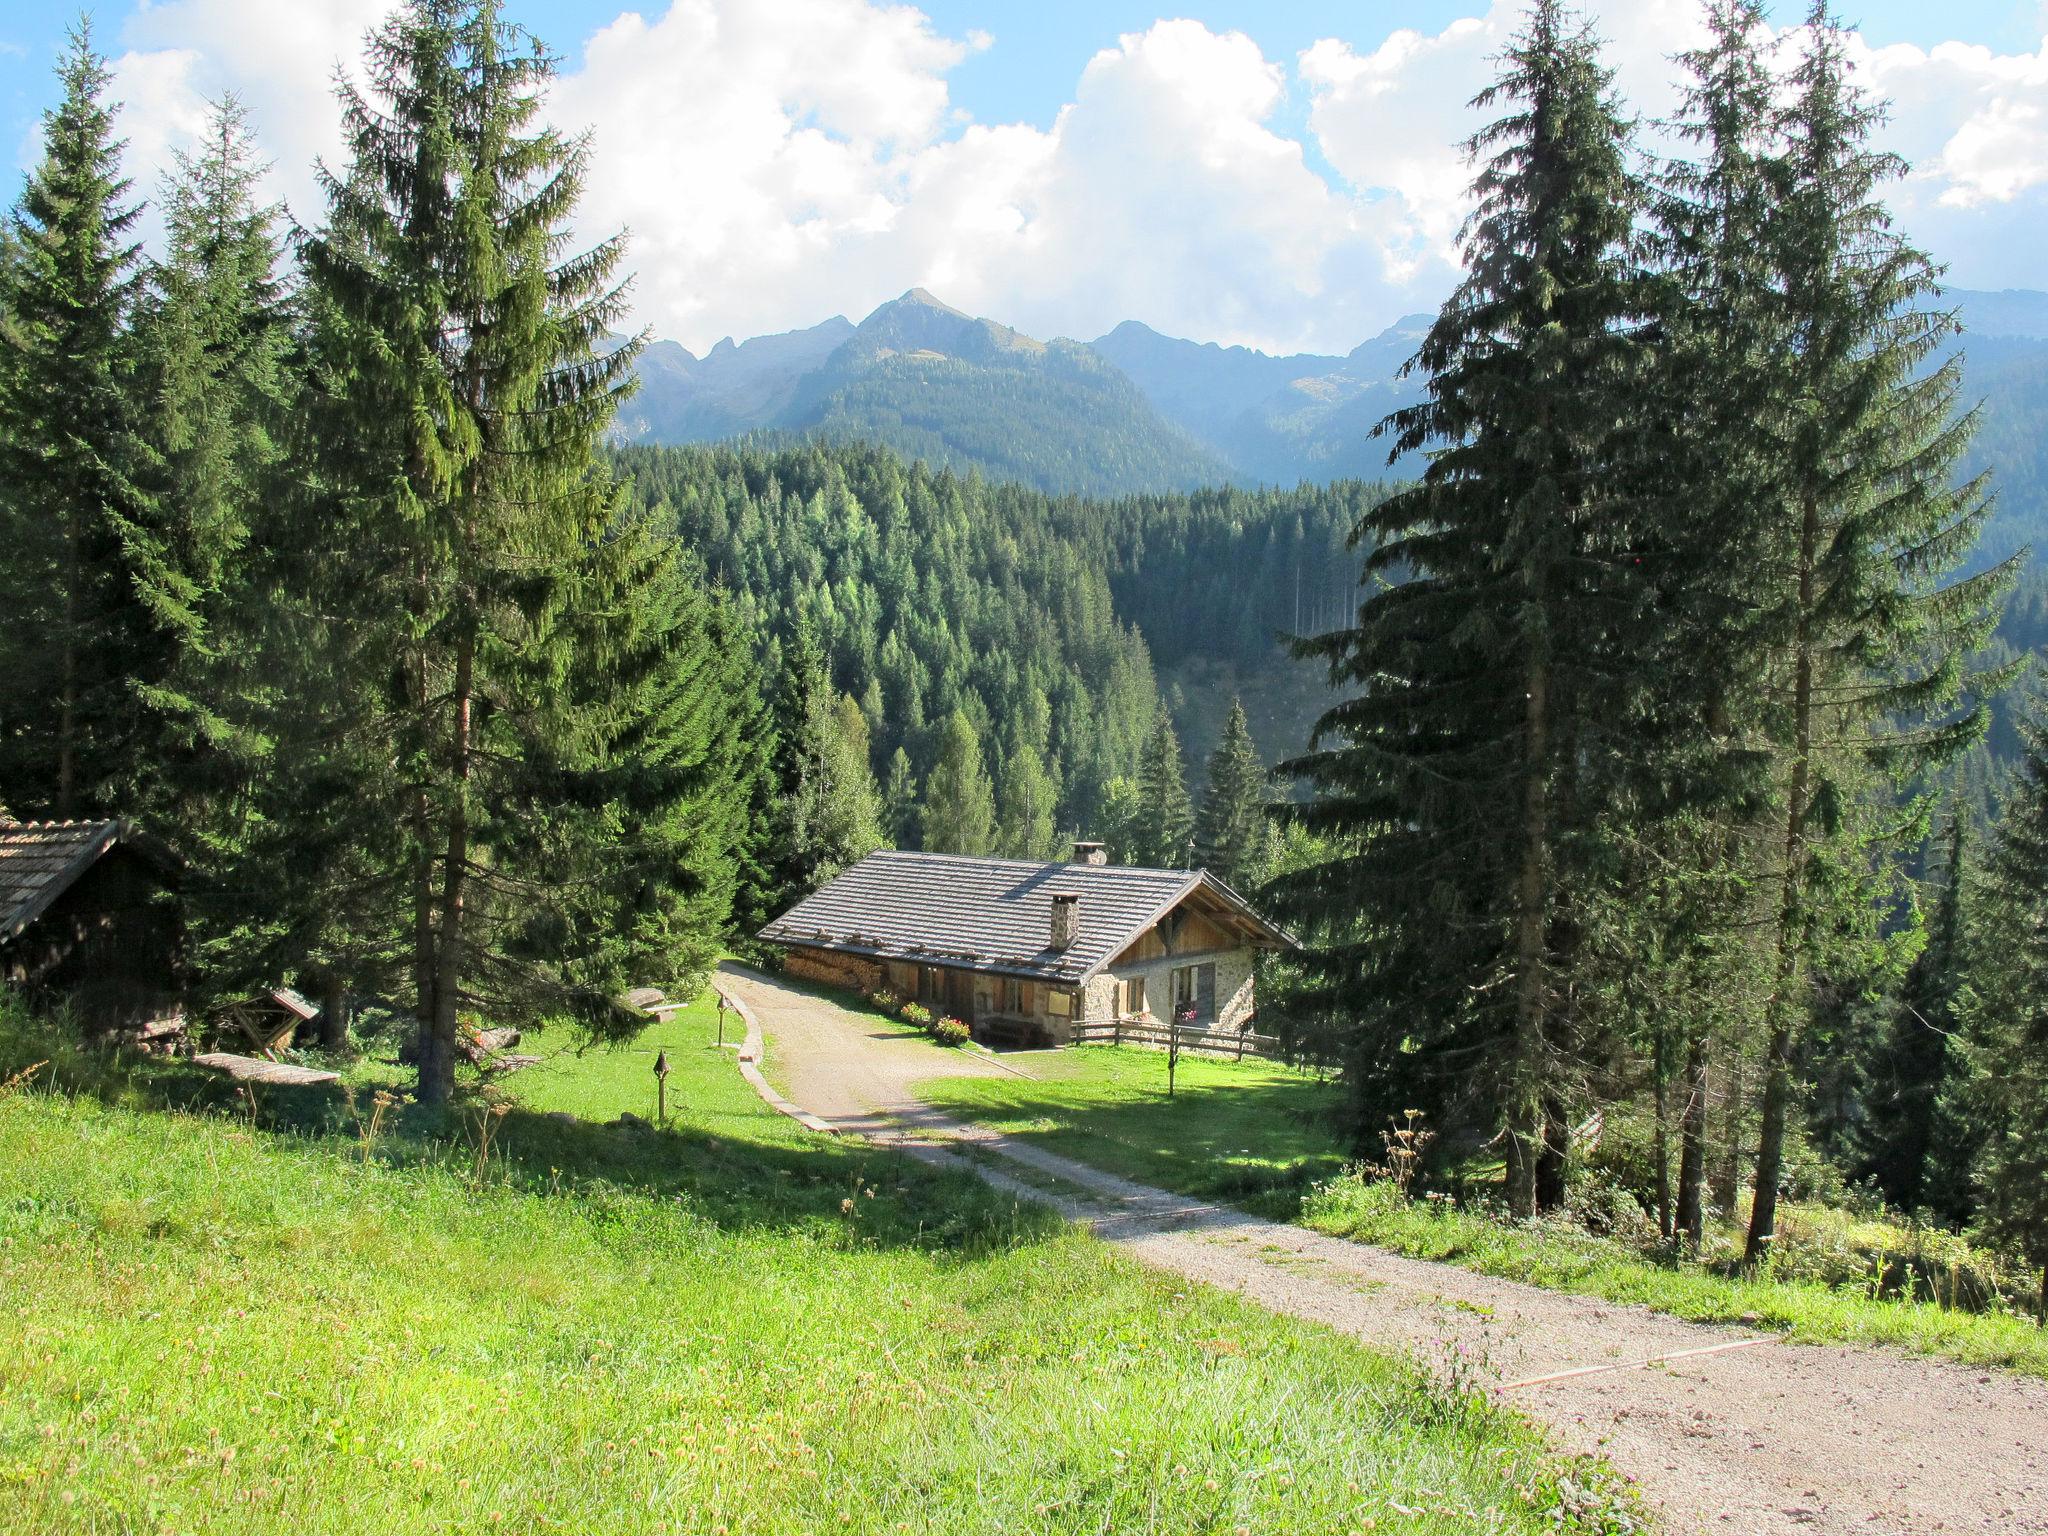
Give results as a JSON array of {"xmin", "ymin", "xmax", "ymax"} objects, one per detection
[
  {"xmin": 759, "ymin": 850, "xmax": 1295, "ymax": 986},
  {"xmin": 0, "ymin": 820, "xmax": 130, "ymax": 944}
]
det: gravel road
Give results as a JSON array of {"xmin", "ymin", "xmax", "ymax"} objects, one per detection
[{"xmin": 718, "ymin": 963, "xmax": 2048, "ymax": 1536}]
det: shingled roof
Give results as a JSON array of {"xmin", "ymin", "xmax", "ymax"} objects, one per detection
[
  {"xmin": 0, "ymin": 820, "xmax": 131, "ymax": 943},
  {"xmin": 759, "ymin": 849, "xmax": 1294, "ymax": 986}
]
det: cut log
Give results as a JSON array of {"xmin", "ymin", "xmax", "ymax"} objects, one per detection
[
  {"xmin": 193, "ymin": 1053, "xmax": 340, "ymax": 1087},
  {"xmin": 485, "ymin": 1053, "xmax": 541, "ymax": 1075}
]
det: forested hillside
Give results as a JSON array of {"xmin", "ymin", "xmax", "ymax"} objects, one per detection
[{"xmin": 609, "ymin": 444, "xmax": 1378, "ymax": 831}]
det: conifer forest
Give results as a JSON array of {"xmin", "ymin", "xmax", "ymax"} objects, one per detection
[{"xmin": 5, "ymin": 0, "xmax": 2048, "ymax": 1329}]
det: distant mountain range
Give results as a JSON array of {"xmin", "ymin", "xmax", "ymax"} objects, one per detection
[{"xmin": 617, "ymin": 285, "xmax": 2048, "ymax": 555}]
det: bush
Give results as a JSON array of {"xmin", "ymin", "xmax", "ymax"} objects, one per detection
[
  {"xmin": 867, "ymin": 989, "xmax": 899, "ymax": 1014},
  {"xmin": 900, "ymin": 1002, "xmax": 933, "ymax": 1029},
  {"xmin": 931, "ymin": 1017, "xmax": 971, "ymax": 1048}
]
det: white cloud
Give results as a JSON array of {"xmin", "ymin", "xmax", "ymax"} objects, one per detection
[
  {"xmin": 78, "ymin": 0, "xmax": 2048, "ymax": 355},
  {"xmin": 110, "ymin": 0, "xmax": 395, "ymax": 237}
]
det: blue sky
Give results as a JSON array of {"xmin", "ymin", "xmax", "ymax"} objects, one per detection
[{"xmin": 3, "ymin": 1, "xmax": 2045, "ymax": 352}]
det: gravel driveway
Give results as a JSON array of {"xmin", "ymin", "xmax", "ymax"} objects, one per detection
[{"xmin": 717, "ymin": 963, "xmax": 2048, "ymax": 1536}]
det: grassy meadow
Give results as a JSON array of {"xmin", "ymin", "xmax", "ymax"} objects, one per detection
[
  {"xmin": 0, "ymin": 995, "xmax": 1640, "ymax": 1535},
  {"xmin": 917, "ymin": 1044, "xmax": 2048, "ymax": 1377}
]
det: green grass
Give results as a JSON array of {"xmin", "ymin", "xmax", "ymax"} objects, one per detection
[
  {"xmin": 1303, "ymin": 1177, "xmax": 2048, "ymax": 1376},
  {"xmin": 917, "ymin": 1045, "xmax": 1349, "ymax": 1216},
  {"xmin": 917, "ymin": 1044, "xmax": 2048, "ymax": 1378},
  {"xmin": 0, "ymin": 999, "xmax": 1641, "ymax": 1535}
]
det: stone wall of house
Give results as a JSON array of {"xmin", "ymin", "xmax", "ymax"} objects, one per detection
[
  {"xmin": 1105, "ymin": 945, "xmax": 1258, "ymax": 1032},
  {"xmin": 782, "ymin": 946, "xmax": 884, "ymax": 995}
]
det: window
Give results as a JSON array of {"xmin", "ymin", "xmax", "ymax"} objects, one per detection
[
  {"xmin": 998, "ymin": 976, "xmax": 1034, "ymax": 1014},
  {"xmin": 1120, "ymin": 975, "xmax": 1147, "ymax": 1019},
  {"xmin": 1170, "ymin": 963, "xmax": 1216, "ymax": 1024}
]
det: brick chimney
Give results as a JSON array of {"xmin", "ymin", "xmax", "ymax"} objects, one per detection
[
  {"xmin": 1071, "ymin": 840, "xmax": 1107, "ymax": 867},
  {"xmin": 1050, "ymin": 893, "xmax": 1080, "ymax": 950}
]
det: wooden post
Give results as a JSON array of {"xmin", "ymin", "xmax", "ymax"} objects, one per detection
[
  {"xmin": 654, "ymin": 1049, "xmax": 671, "ymax": 1127},
  {"xmin": 716, "ymin": 992, "xmax": 727, "ymax": 1049}
]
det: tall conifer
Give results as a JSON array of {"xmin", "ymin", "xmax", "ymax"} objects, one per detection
[
  {"xmin": 295, "ymin": 0, "xmax": 698, "ymax": 1101},
  {"xmin": 0, "ymin": 26, "xmax": 164, "ymax": 819},
  {"xmin": 922, "ymin": 709, "xmax": 996, "ymax": 856},
  {"xmin": 1134, "ymin": 715, "xmax": 1193, "ymax": 868},
  {"xmin": 133, "ymin": 96, "xmax": 298, "ymax": 927},
  {"xmin": 1963, "ymin": 711, "xmax": 2048, "ymax": 1315},
  {"xmin": 1740, "ymin": 2, "xmax": 2016, "ymax": 1258},
  {"xmin": 1276, "ymin": 1, "xmax": 1653, "ymax": 1213},
  {"xmin": 1193, "ymin": 697, "xmax": 1272, "ymax": 889}
]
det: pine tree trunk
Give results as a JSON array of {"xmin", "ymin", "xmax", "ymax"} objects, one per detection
[
  {"xmin": 1654, "ymin": 1032, "xmax": 1675, "ymax": 1242},
  {"xmin": 424, "ymin": 632, "xmax": 475, "ymax": 1108},
  {"xmin": 57, "ymin": 506, "xmax": 79, "ymax": 818},
  {"xmin": 410, "ymin": 559, "xmax": 452, "ymax": 1104},
  {"xmin": 1509, "ymin": 649, "xmax": 1550, "ymax": 1222},
  {"xmin": 1749, "ymin": 490, "xmax": 1820, "ymax": 1264},
  {"xmin": 320, "ymin": 970, "xmax": 349, "ymax": 1053},
  {"xmin": 1676, "ymin": 1032, "xmax": 1709, "ymax": 1250},
  {"xmin": 1714, "ymin": 1048, "xmax": 1743, "ymax": 1210}
]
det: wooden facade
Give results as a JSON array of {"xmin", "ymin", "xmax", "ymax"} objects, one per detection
[
  {"xmin": 0, "ymin": 821, "xmax": 182, "ymax": 1031},
  {"xmin": 766, "ymin": 845, "xmax": 1294, "ymax": 1051}
]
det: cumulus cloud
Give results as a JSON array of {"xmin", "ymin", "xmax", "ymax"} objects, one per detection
[
  {"xmin": 1303, "ymin": 2, "xmax": 2048, "ymax": 305},
  {"xmin": 79, "ymin": 0, "xmax": 2048, "ymax": 355},
  {"xmin": 110, "ymin": 0, "xmax": 395, "ymax": 239}
]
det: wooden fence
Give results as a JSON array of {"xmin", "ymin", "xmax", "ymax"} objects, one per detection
[{"xmin": 1069, "ymin": 1017, "xmax": 1282, "ymax": 1061}]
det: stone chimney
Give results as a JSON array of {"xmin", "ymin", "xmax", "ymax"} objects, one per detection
[
  {"xmin": 1050, "ymin": 893, "xmax": 1080, "ymax": 950},
  {"xmin": 1071, "ymin": 840, "xmax": 1107, "ymax": 867}
]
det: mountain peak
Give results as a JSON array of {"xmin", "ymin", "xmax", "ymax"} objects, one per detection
[{"xmin": 895, "ymin": 287, "xmax": 969, "ymax": 318}]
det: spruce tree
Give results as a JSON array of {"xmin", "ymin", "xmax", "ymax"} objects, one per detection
[
  {"xmin": 881, "ymin": 746, "xmax": 919, "ymax": 849},
  {"xmin": 133, "ymin": 96, "xmax": 299, "ymax": 958},
  {"xmin": 0, "ymin": 25, "xmax": 164, "ymax": 819},
  {"xmin": 921, "ymin": 709, "xmax": 996, "ymax": 856},
  {"xmin": 1741, "ymin": 2, "xmax": 2016, "ymax": 1259},
  {"xmin": 1134, "ymin": 715, "xmax": 1193, "ymax": 868},
  {"xmin": 998, "ymin": 738, "xmax": 1059, "ymax": 859},
  {"xmin": 761, "ymin": 626, "xmax": 885, "ymax": 898},
  {"xmin": 1097, "ymin": 774, "xmax": 1142, "ymax": 865},
  {"xmin": 1964, "ymin": 712, "xmax": 2048, "ymax": 1315},
  {"xmin": 1193, "ymin": 697, "xmax": 1272, "ymax": 888},
  {"xmin": 294, "ymin": 0, "xmax": 700, "ymax": 1102},
  {"xmin": 1856, "ymin": 814, "xmax": 1967, "ymax": 1213},
  {"xmin": 1644, "ymin": 0, "xmax": 1789, "ymax": 1247},
  {"xmin": 1276, "ymin": 1, "xmax": 1654, "ymax": 1214}
]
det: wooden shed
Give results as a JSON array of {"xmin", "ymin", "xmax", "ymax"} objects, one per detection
[{"xmin": 0, "ymin": 818, "xmax": 182, "ymax": 1031}]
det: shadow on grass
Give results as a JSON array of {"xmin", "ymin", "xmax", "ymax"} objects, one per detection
[
  {"xmin": 934, "ymin": 1073, "xmax": 1352, "ymax": 1219},
  {"xmin": 0, "ymin": 1015, "xmax": 1064, "ymax": 1257}
]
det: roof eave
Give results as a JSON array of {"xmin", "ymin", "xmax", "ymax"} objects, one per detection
[
  {"xmin": 0, "ymin": 820, "xmax": 124, "ymax": 944},
  {"xmin": 756, "ymin": 926, "xmax": 1091, "ymax": 987}
]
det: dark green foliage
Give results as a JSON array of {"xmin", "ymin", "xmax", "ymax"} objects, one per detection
[
  {"xmin": 1732, "ymin": 2, "xmax": 2017, "ymax": 1260},
  {"xmin": 921, "ymin": 708, "xmax": 996, "ymax": 856},
  {"xmin": 1193, "ymin": 697, "xmax": 1274, "ymax": 890},
  {"xmin": 1963, "ymin": 709, "xmax": 2048, "ymax": 1310},
  {"xmin": 290, "ymin": 0, "xmax": 749, "ymax": 1101},
  {"xmin": 1274, "ymin": 1, "xmax": 1657, "ymax": 1214},
  {"xmin": 612, "ymin": 441, "xmax": 1170, "ymax": 833},
  {"xmin": 130, "ymin": 96, "xmax": 300, "ymax": 978},
  {"xmin": 0, "ymin": 26, "xmax": 164, "ymax": 820},
  {"xmin": 761, "ymin": 623, "xmax": 886, "ymax": 903},
  {"xmin": 997, "ymin": 737, "xmax": 1060, "ymax": 859},
  {"xmin": 1132, "ymin": 714, "xmax": 1193, "ymax": 869},
  {"xmin": 1855, "ymin": 816, "xmax": 1969, "ymax": 1216}
]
